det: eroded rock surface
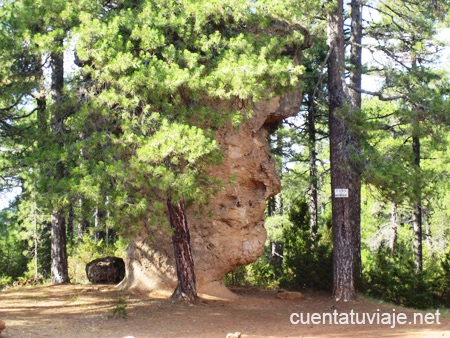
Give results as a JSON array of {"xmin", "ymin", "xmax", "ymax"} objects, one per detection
[
  {"xmin": 118, "ymin": 91, "xmax": 301, "ymax": 298},
  {"xmin": 86, "ymin": 256, "xmax": 125, "ymax": 284}
]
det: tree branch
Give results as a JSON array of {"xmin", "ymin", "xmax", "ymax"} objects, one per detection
[
  {"xmin": 0, "ymin": 94, "xmax": 25, "ymax": 114},
  {"xmin": 347, "ymin": 85, "xmax": 407, "ymax": 101},
  {"xmin": 269, "ymin": 19, "xmax": 313, "ymax": 50}
]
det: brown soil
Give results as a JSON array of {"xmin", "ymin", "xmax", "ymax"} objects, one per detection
[{"xmin": 0, "ymin": 284, "xmax": 449, "ymax": 338}]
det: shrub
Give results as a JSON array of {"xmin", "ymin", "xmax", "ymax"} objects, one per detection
[
  {"xmin": 362, "ymin": 247, "xmax": 436, "ymax": 309},
  {"xmin": 0, "ymin": 276, "xmax": 13, "ymax": 290},
  {"xmin": 68, "ymin": 234, "xmax": 127, "ymax": 283},
  {"xmin": 280, "ymin": 199, "xmax": 333, "ymax": 291}
]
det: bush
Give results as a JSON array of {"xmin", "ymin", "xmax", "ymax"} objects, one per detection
[
  {"xmin": 68, "ymin": 234, "xmax": 127, "ymax": 283},
  {"xmin": 280, "ymin": 199, "xmax": 333, "ymax": 291},
  {"xmin": 0, "ymin": 210, "xmax": 29, "ymax": 280},
  {"xmin": 0, "ymin": 276, "xmax": 13, "ymax": 290},
  {"xmin": 432, "ymin": 249, "xmax": 450, "ymax": 307},
  {"xmin": 362, "ymin": 247, "xmax": 437, "ymax": 309},
  {"xmin": 246, "ymin": 249, "xmax": 284, "ymax": 289},
  {"xmin": 223, "ymin": 265, "xmax": 248, "ymax": 286}
]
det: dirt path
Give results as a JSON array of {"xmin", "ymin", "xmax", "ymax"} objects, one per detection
[{"xmin": 0, "ymin": 284, "xmax": 449, "ymax": 338}]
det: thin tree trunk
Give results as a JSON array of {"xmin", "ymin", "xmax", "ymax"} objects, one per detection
[
  {"xmin": 409, "ymin": 52, "xmax": 423, "ymax": 273},
  {"xmin": 94, "ymin": 204, "xmax": 103, "ymax": 243},
  {"xmin": 327, "ymin": 0, "xmax": 356, "ymax": 302},
  {"xmin": 307, "ymin": 93, "xmax": 319, "ymax": 243},
  {"xmin": 412, "ymin": 134, "xmax": 422, "ymax": 272},
  {"xmin": 35, "ymin": 56, "xmax": 47, "ymax": 279},
  {"xmin": 77, "ymin": 137, "xmax": 89, "ymax": 243},
  {"xmin": 425, "ymin": 213, "xmax": 432, "ymax": 250},
  {"xmin": 50, "ymin": 40, "xmax": 70, "ymax": 284},
  {"xmin": 349, "ymin": 0, "xmax": 363, "ymax": 283},
  {"xmin": 77, "ymin": 197, "xmax": 89, "ymax": 243},
  {"xmin": 413, "ymin": 201, "xmax": 423, "ymax": 272},
  {"xmin": 267, "ymin": 196, "xmax": 276, "ymax": 217},
  {"xmin": 167, "ymin": 197, "xmax": 197, "ymax": 303},
  {"xmin": 33, "ymin": 61, "xmax": 48, "ymax": 279},
  {"xmin": 389, "ymin": 202, "xmax": 398, "ymax": 255},
  {"xmin": 350, "ymin": 0, "xmax": 363, "ymax": 111},
  {"xmin": 33, "ymin": 201, "xmax": 39, "ymax": 279},
  {"xmin": 67, "ymin": 203, "xmax": 74, "ymax": 242}
]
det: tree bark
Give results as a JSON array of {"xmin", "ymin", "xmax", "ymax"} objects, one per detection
[
  {"xmin": 327, "ymin": 0, "xmax": 356, "ymax": 302},
  {"xmin": 51, "ymin": 210, "xmax": 69, "ymax": 283},
  {"xmin": 67, "ymin": 203, "xmax": 74, "ymax": 242},
  {"xmin": 33, "ymin": 202, "xmax": 39, "ymax": 279},
  {"xmin": 267, "ymin": 196, "xmax": 276, "ymax": 217},
  {"xmin": 94, "ymin": 204, "xmax": 106, "ymax": 243},
  {"xmin": 77, "ymin": 197, "xmax": 89, "ymax": 243},
  {"xmin": 35, "ymin": 56, "xmax": 47, "ymax": 279},
  {"xmin": 389, "ymin": 202, "xmax": 398, "ymax": 255},
  {"xmin": 412, "ymin": 134, "xmax": 422, "ymax": 272},
  {"xmin": 349, "ymin": 0, "xmax": 363, "ymax": 283},
  {"xmin": 50, "ymin": 40, "xmax": 70, "ymax": 284},
  {"xmin": 425, "ymin": 214, "xmax": 432, "ymax": 250},
  {"xmin": 307, "ymin": 93, "xmax": 319, "ymax": 242},
  {"xmin": 350, "ymin": 0, "xmax": 363, "ymax": 111},
  {"xmin": 167, "ymin": 197, "xmax": 197, "ymax": 303}
]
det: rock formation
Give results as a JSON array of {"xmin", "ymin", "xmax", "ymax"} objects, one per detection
[
  {"xmin": 86, "ymin": 257, "xmax": 125, "ymax": 284},
  {"xmin": 117, "ymin": 91, "xmax": 301, "ymax": 298}
]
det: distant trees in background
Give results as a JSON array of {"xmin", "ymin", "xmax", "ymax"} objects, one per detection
[{"xmin": 227, "ymin": 0, "xmax": 450, "ymax": 308}]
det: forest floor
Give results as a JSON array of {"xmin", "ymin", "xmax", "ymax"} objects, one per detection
[{"xmin": 0, "ymin": 284, "xmax": 449, "ymax": 338}]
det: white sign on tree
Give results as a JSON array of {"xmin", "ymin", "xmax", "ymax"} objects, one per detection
[{"xmin": 334, "ymin": 188, "xmax": 349, "ymax": 198}]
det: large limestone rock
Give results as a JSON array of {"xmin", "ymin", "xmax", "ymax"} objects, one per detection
[{"xmin": 118, "ymin": 91, "xmax": 301, "ymax": 298}]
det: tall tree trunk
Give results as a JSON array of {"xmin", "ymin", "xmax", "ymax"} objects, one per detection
[
  {"xmin": 350, "ymin": 0, "xmax": 363, "ymax": 110},
  {"xmin": 51, "ymin": 211, "xmax": 69, "ymax": 283},
  {"xmin": 389, "ymin": 202, "xmax": 398, "ymax": 255},
  {"xmin": 307, "ymin": 93, "xmax": 319, "ymax": 243},
  {"xmin": 412, "ymin": 134, "xmax": 422, "ymax": 272},
  {"xmin": 94, "ymin": 204, "xmax": 106, "ymax": 243},
  {"xmin": 167, "ymin": 197, "xmax": 197, "ymax": 303},
  {"xmin": 35, "ymin": 56, "xmax": 47, "ymax": 280},
  {"xmin": 77, "ymin": 197, "xmax": 89, "ymax": 243},
  {"xmin": 50, "ymin": 40, "xmax": 70, "ymax": 284},
  {"xmin": 33, "ymin": 201, "xmax": 39, "ymax": 279},
  {"xmin": 77, "ymin": 135, "xmax": 90, "ymax": 243},
  {"xmin": 425, "ymin": 213, "xmax": 432, "ymax": 250},
  {"xmin": 409, "ymin": 53, "xmax": 423, "ymax": 273},
  {"xmin": 67, "ymin": 203, "xmax": 74, "ymax": 242},
  {"xmin": 267, "ymin": 130, "xmax": 284, "ymax": 217},
  {"xmin": 413, "ymin": 201, "xmax": 423, "ymax": 272},
  {"xmin": 349, "ymin": 0, "xmax": 363, "ymax": 282},
  {"xmin": 267, "ymin": 196, "xmax": 276, "ymax": 217},
  {"xmin": 327, "ymin": 0, "xmax": 356, "ymax": 302}
]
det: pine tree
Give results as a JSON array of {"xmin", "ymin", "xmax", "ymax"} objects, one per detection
[
  {"xmin": 349, "ymin": 0, "xmax": 363, "ymax": 282},
  {"xmin": 362, "ymin": 0, "xmax": 450, "ymax": 273},
  {"xmin": 0, "ymin": 0, "xmax": 91, "ymax": 283},
  {"xmin": 72, "ymin": 0, "xmax": 309, "ymax": 301}
]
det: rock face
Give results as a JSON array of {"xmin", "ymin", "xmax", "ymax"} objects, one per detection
[
  {"xmin": 117, "ymin": 91, "xmax": 301, "ymax": 298},
  {"xmin": 86, "ymin": 257, "xmax": 125, "ymax": 284}
]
